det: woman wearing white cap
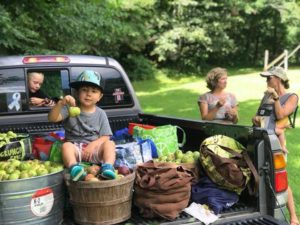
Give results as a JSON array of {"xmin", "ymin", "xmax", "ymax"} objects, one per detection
[{"xmin": 253, "ymin": 66, "xmax": 299, "ymax": 225}]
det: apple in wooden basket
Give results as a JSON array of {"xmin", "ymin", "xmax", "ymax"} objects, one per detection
[
  {"xmin": 87, "ymin": 165, "xmax": 101, "ymax": 176},
  {"xmin": 117, "ymin": 166, "xmax": 131, "ymax": 176},
  {"xmin": 85, "ymin": 173, "xmax": 99, "ymax": 182}
]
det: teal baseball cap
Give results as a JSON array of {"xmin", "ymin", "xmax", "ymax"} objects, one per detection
[{"xmin": 70, "ymin": 70, "xmax": 104, "ymax": 91}]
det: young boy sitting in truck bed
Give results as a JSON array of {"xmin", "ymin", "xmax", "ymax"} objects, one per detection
[{"xmin": 48, "ymin": 70, "xmax": 116, "ymax": 181}]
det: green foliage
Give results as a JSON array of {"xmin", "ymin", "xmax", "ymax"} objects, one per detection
[
  {"xmin": 1, "ymin": 0, "xmax": 300, "ymax": 80},
  {"xmin": 149, "ymin": 0, "xmax": 300, "ymax": 70},
  {"xmin": 0, "ymin": 3, "xmax": 40, "ymax": 53},
  {"xmin": 42, "ymin": 72, "xmax": 63, "ymax": 98},
  {"xmin": 0, "ymin": 1, "xmax": 154, "ymax": 71},
  {"xmin": 122, "ymin": 54, "xmax": 155, "ymax": 81}
]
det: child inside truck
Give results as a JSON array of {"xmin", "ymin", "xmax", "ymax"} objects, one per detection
[
  {"xmin": 28, "ymin": 72, "xmax": 56, "ymax": 107},
  {"xmin": 48, "ymin": 70, "xmax": 116, "ymax": 181}
]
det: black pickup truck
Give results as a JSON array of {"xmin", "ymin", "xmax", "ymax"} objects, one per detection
[{"xmin": 0, "ymin": 55, "xmax": 288, "ymax": 225}]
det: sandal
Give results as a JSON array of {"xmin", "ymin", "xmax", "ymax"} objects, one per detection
[
  {"xmin": 70, "ymin": 164, "xmax": 86, "ymax": 181},
  {"xmin": 100, "ymin": 163, "xmax": 116, "ymax": 180}
]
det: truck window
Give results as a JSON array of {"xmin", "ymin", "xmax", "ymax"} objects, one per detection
[
  {"xmin": 0, "ymin": 66, "xmax": 133, "ymax": 115},
  {"xmin": 26, "ymin": 69, "xmax": 70, "ymax": 109},
  {"xmin": 0, "ymin": 68, "xmax": 26, "ymax": 114},
  {"xmin": 71, "ymin": 67, "xmax": 134, "ymax": 108}
]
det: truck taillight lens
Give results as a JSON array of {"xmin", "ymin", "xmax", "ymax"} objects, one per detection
[
  {"xmin": 275, "ymin": 170, "xmax": 288, "ymax": 192},
  {"xmin": 273, "ymin": 152, "xmax": 286, "ymax": 170},
  {"xmin": 23, "ymin": 56, "xmax": 70, "ymax": 64}
]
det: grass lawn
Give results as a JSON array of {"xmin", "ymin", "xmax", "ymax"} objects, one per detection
[{"xmin": 132, "ymin": 67, "xmax": 300, "ymax": 218}]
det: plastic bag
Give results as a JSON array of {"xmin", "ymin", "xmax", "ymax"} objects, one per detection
[
  {"xmin": 133, "ymin": 124, "xmax": 186, "ymax": 157},
  {"xmin": 114, "ymin": 139, "xmax": 155, "ymax": 169},
  {"xmin": 49, "ymin": 140, "xmax": 63, "ymax": 164},
  {"xmin": 0, "ymin": 133, "xmax": 30, "ymax": 161}
]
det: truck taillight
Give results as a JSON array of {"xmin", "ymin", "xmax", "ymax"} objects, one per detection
[
  {"xmin": 275, "ymin": 170, "xmax": 288, "ymax": 192},
  {"xmin": 22, "ymin": 56, "xmax": 70, "ymax": 64},
  {"xmin": 273, "ymin": 152, "xmax": 286, "ymax": 170}
]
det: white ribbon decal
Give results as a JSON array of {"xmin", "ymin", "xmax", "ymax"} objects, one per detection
[{"xmin": 8, "ymin": 92, "xmax": 21, "ymax": 111}]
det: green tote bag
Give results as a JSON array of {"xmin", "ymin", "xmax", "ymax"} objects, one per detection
[{"xmin": 133, "ymin": 124, "xmax": 186, "ymax": 157}]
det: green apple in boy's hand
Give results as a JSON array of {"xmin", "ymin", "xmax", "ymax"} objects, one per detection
[{"xmin": 69, "ymin": 106, "xmax": 81, "ymax": 117}]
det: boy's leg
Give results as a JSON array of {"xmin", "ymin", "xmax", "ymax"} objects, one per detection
[
  {"xmin": 101, "ymin": 140, "xmax": 116, "ymax": 165},
  {"xmin": 61, "ymin": 142, "xmax": 78, "ymax": 168},
  {"xmin": 97, "ymin": 140, "xmax": 116, "ymax": 179},
  {"xmin": 62, "ymin": 142, "xmax": 86, "ymax": 181}
]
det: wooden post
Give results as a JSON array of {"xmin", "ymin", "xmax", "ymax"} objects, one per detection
[
  {"xmin": 265, "ymin": 52, "xmax": 286, "ymax": 71},
  {"xmin": 264, "ymin": 50, "xmax": 269, "ymax": 71},
  {"xmin": 278, "ymin": 44, "xmax": 300, "ymax": 67}
]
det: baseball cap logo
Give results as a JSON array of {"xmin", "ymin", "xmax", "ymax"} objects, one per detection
[{"xmin": 81, "ymin": 75, "xmax": 88, "ymax": 81}]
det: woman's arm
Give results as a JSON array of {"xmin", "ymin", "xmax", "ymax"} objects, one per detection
[
  {"xmin": 229, "ymin": 105, "xmax": 239, "ymax": 124},
  {"xmin": 199, "ymin": 100, "xmax": 223, "ymax": 121},
  {"xmin": 274, "ymin": 94, "xmax": 298, "ymax": 119},
  {"xmin": 224, "ymin": 93, "xmax": 239, "ymax": 124},
  {"xmin": 266, "ymin": 88, "xmax": 298, "ymax": 119}
]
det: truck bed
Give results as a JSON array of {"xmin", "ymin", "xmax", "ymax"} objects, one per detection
[{"xmin": 1, "ymin": 113, "xmax": 262, "ymax": 225}]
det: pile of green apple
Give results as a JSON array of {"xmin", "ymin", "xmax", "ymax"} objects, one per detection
[
  {"xmin": 0, "ymin": 131, "xmax": 18, "ymax": 148},
  {"xmin": 154, "ymin": 150, "xmax": 200, "ymax": 164},
  {"xmin": 0, "ymin": 159, "xmax": 64, "ymax": 181}
]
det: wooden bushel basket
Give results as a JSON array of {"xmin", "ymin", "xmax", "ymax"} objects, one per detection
[{"xmin": 65, "ymin": 172, "xmax": 135, "ymax": 225}]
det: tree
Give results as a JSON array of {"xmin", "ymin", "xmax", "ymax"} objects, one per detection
[
  {"xmin": 0, "ymin": 0, "xmax": 155, "ymax": 79},
  {"xmin": 1, "ymin": 0, "xmax": 300, "ymax": 79},
  {"xmin": 149, "ymin": 0, "xmax": 300, "ymax": 70}
]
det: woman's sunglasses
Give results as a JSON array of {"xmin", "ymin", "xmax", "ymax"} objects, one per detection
[{"xmin": 266, "ymin": 76, "xmax": 275, "ymax": 81}]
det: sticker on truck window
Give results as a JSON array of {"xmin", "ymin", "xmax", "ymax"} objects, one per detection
[
  {"xmin": 112, "ymin": 88, "xmax": 124, "ymax": 103},
  {"xmin": 7, "ymin": 92, "xmax": 22, "ymax": 112},
  {"xmin": 30, "ymin": 187, "xmax": 54, "ymax": 217}
]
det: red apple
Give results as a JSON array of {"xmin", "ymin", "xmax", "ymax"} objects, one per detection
[{"xmin": 117, "ymin": 166, "xmax": 131, "ymax": 176}]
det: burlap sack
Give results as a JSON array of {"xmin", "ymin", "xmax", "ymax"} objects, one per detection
[{"xmin": 134, "ymin": 161, "xmax": 194, "ymax": 220}]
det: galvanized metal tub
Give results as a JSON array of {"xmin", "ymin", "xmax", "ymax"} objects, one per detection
[{"xmin": 0, "ymin": 170, "xmax": 65, "ymax": 225}]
